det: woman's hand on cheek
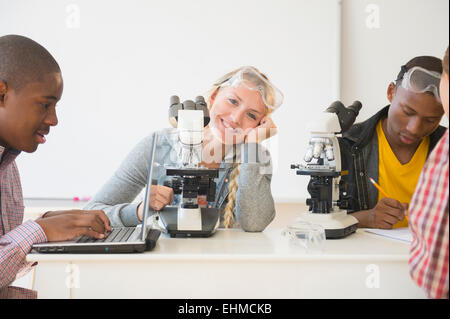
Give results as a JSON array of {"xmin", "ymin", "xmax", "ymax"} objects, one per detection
[{"xmin": 244, "ymin": 115, "xmax": 277, "ymax": 143}]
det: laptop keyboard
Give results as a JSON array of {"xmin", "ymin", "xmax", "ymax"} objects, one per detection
[{"xmin": 76, "ymin": 227, "xmax": 137, "ymax": 244}]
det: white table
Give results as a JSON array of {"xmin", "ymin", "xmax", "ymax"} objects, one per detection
[{"xmin": 27, "ymin": 228, "xmax": 426, "ymax": 299}]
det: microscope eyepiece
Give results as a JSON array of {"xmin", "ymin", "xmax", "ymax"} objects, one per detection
[
  {"xmin": 195, "ymin": 96, "xmax": 206, "ymax": 106},
  {"xmin": 183, "ymin": 100, "xmax": 196, "ymax": 110},
  {"xmin": 170, "ymin": 95, "xmax": 181, "ymax": 106},
  {"xmin": 326, "ymin": 100, "xmax": 363, "ymax": 133},
  {"xmin": 348, "ymin": 101, "xmax": 362, "ymax": 116},
  {"xmin": 195, "ymin": 96, "xmax": 210, "ymax": 126}
]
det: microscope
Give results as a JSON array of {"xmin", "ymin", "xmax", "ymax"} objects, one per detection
[
  {"xmin": 290, "ymin": 101, "xmax": 362, "ymax": 239},
  {"xmin": 157, "ymin": 96, "xmax": 221, "ymax": 238}
]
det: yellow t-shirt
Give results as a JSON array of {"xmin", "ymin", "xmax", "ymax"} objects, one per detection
[{"xmin": 376, "ymin": 120, "xmax": 429, "ymax": 228}]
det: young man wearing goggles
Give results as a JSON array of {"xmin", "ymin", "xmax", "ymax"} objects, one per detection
[{"xmin": 339, "ymin": 56, "xmax": 446, "ymax": 229}]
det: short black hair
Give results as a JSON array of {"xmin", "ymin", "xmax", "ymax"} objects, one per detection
[
  {"xmin": 0, "ymin": 34, "xmax": 61, "ymax": 91},
  {"xmin": 395, "ymin": 56, "xmax": 443, "ymax": 87}
]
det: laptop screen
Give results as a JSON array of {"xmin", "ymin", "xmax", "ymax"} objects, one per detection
[{"xmin": 139, "ymin": 131, "xmax": 158, "ymax": 241}]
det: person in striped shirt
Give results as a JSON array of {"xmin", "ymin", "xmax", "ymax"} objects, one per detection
[
  {"xmin": 0, "ymin": 35, "xmax": 111, "ymax": 299},
  {"xmin": 409, "ymin": 45, "xmax": 449, "ymax": 299}
]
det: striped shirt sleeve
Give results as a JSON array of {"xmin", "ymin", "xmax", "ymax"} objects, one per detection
[
  {"xmin": 0, "ymin": 220, "xmax": 47, "ymax": 289},
  {"xmin": 409, "ymin": 130, "xmax": 449, "ymax": 299}
]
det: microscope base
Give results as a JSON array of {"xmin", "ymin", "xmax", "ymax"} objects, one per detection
[
  {"xmin": 297, "ymin": 211, "xmax": 358, "ymax": 239},
  {"xmin": 158, "ymin": 206, "xmax": 220, "ymax": 238}
]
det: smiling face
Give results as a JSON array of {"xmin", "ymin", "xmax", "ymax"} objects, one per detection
[
  {"xmin": 208, "ymin": 84, "xmax": 267, "ymax": 144},
  {"xmin": 386, "ymin": 83, "xmax": 444, "ymax": 148},
  {"xmin": 0, "ymin": 72, "xmax": 63, "ymax": 153}
]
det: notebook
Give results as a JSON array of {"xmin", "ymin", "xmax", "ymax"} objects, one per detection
[{"xmin": 364, "ymin": 228, "xmax": 412, "ymax": 243}]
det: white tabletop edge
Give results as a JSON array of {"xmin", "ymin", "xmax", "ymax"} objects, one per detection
[{"xmin": 27, "ymin": 252, "xmax": 409, "ymax": 262}]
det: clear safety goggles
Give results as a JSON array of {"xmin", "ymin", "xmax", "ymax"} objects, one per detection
[
  {"xmin": 401, "ymin": 66, "xmax": 442, "ymax": 103},
  {"xmin": 220, "ymin": 66, "xmax": 284, "ymax": 110}
]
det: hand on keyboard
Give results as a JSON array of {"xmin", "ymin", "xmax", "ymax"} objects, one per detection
[{"xmin": 36, "ymin": 210, "xmax": 111, "ymax": 242}]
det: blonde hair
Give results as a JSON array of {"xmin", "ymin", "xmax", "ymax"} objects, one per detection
[{"xmin": 205, "ymin": 66, "xmax": 275, "ymax": 228}]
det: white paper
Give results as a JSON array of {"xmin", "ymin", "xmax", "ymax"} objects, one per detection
[{"xmin": 364, "ymin": 228, "xmax": 412, "ymax": 243}]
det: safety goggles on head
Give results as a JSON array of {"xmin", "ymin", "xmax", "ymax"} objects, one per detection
[
  {"xmin": 400, "ymin": 66, "xmax": 442, "ymax": 103},
  {"xmin": 220, "ymin": 66, "xmax": 284, "ymax": 110}
]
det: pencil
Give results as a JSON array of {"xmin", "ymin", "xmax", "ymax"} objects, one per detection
[
  {"xmin": 369, "ymin": 177, "xmax": 390, "ymax": 198},
  {"xmin": 369, "ymin": 177, "xmax": 409, "ymax": 221}
]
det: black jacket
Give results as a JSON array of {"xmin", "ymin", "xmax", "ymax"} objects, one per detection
[{"xmin": 338, "ymin": 105, "xmax": 447, "ymax": 212}]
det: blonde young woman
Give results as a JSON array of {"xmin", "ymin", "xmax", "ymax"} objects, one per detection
[{"xmin": 85, "ymin": 66, "xmax": 283, "ymax": 231}]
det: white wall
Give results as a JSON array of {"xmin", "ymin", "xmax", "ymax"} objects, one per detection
[
  {"xmin": 0, "ymin": 0, "xmax": 448, "ymax": 203},
  {"xmin": 341, "ymin": 0, "xmax": 449, "ymax": 125},
  {"xmin": 1, "ymin": 0, "xmax": 341, "ymax": 202}
]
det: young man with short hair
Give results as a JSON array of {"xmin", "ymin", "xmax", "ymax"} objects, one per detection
[
  {"xmin": 340, "ymin": 56, "xmax": 446, "ymax": 229},
  {"xmin": 0, "ymin": 35, "xmax": 110, "ymax": 299}
]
